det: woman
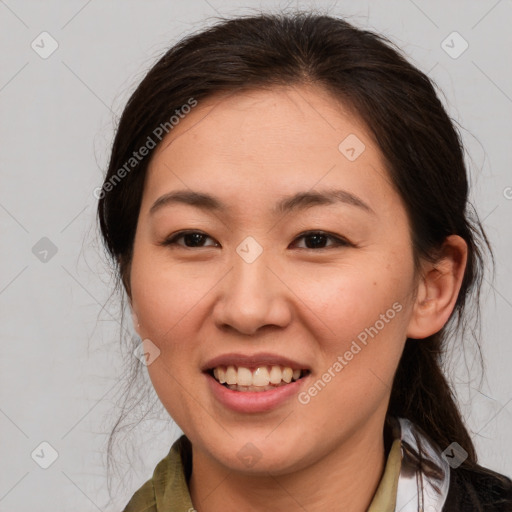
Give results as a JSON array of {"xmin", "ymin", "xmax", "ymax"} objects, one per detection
[{"xmin": 97, "ymin": 11, "xmax": 512, "ymax": 511}]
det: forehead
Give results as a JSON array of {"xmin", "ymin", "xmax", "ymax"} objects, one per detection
[
  {"xmin": 143, "ymin": 85, "xmax": 396, "ymax": 214},
  {"xmin": 152, "ymin": 85, "xmax": 371, "ymax": 160}
]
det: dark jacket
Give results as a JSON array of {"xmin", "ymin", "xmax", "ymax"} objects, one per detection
[{"xmin": 443, "ymin": 463, "xmax": 512, "ymax": 511}]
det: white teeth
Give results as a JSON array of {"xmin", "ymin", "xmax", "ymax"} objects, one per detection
[
  {"xmin": 211, "ymin": 364, "xmax": 305, "ymax": 389},
  {"xmin": 269, "ymin": 365, "xmax": 282, "ymax": 384},
  {"xmin": 226, "ymin": 365, "xmax": 237, "ymax": 385},
  {"xmin": 237, "ymin": 367, "xmax": 253, "ymax": 386},
  {"xmin": 282, "ymin": 367, "xmax": 293, "ymax": 383},
  {"xmin": 252, "ymin": 367, "xmax": 270, "ymax": 386},
  {"xmin": 214, "ymin": 367, "xmax": 226, "ymax": 384}
]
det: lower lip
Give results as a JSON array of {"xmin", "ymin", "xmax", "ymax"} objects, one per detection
[{"xmin": 205, "ymin": 372, "xmax": 309, "ymax": 413}]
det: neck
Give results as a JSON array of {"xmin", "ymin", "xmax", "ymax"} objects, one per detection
[{"xmin": 189, "ymin": 415, "xmax": 388, "ymax": 512}]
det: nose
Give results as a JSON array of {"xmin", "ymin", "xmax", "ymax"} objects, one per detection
[{"xmin": 212, "ymin": 247, "xmax": 292, "ymax": 336}]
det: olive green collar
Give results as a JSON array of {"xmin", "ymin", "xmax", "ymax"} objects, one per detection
[{"xmin": 123, "ymin": 416, "xmax": 449, "ymax": 512}]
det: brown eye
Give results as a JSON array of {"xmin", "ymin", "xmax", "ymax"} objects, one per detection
[
  {"xmin": 291, "ymin": 231, "xmax": 350, "ymax": 250},
  {"xmin": 159, "ymin": 230, "xmax": 350, "ymax": 250},
  {"xmin": 160, "ymin": 231, "xmax": 219, "ymax": 248}
]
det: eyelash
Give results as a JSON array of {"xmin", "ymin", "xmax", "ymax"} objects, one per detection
[{"xmin": 159, "ymin": 230, "xmax": 352, "ymax": 250}]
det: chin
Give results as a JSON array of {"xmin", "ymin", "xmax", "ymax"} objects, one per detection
[{"xmin": 203, "ymin": 431, "xmax": 315, "ymax": 475}]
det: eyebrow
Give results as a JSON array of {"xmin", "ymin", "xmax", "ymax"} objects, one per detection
[{"xmin": 149, "ymin": 188, "xmax": 375, "ymax": 217}]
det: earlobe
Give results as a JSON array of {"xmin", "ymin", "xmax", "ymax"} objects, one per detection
[
  {"xmin": 131, "ymin": 307, "xmax": 141, "ymax": 336},
  {"xmin": 406, "ymin": 235, "xmax": 468, "ymax": 339}
]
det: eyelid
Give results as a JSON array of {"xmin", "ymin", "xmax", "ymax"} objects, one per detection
[
  {"xmin": 159, "ymin": 229, "xmax": 352, "ymax": 250},
  {"xmin": 159, "ymin": 229, "xmax": 219, "ymax": 248},
  {"xmin": 291, "ymin": 230, "xmax": 351, "ymax": 249}
]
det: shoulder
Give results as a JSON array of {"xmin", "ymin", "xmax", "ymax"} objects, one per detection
[
  {"xmin": 444, "ymin": 463, "xmax": 512, "ymax": 511},
  {"xmin": 121, "ymin": 436, "xmax": 192, "ymax": 512},
  {"xmin": 122, "ymin": 477, "xmax": 157, "ymax": 512},
  {"xmin": 121, "ymin": 444, "xmax": 176, "ymax": 512}
]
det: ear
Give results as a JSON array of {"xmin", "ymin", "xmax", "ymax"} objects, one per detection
[
  {"xmin": 406, "ymin": 235, "xmax": 468, "ymax": 339},
  {"xmin": 130, "ymin": 305, "xmax": 141, "ymax": 336}
]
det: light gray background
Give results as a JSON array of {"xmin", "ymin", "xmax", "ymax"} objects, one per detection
[{"xmin": 1, "ymin": 0, "xmax": 511, "ymax": 510}]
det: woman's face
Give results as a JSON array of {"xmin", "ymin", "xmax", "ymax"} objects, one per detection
[{"xmin": 129, "ymin": 84, "xmax": 420, "ymax": 474}]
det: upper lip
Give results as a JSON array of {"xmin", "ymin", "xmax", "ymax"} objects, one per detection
[{"xmin": 202, "ymin": 352, "xmax": 311, "ymax": 372}]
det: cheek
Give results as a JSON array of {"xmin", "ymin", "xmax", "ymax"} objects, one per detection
[
  {"xmin": 292, "ymin": 257, "xmax": 412, "ymax": 345},
  {"xmin": 297, "ymin": 280, "xmax": 409, "ymax": 423},
  {"xmin": 129, "ymin": 259, "xmax": 207, "ymax": 423},
  {"xmin": 130, "ymin": 255, "xmax": 210, "ymax": 341}
]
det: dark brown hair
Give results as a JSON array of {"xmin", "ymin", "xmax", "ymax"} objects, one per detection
[{"xmin": 97, "ymin": 10, "xmax": 496, "ymax": 496}]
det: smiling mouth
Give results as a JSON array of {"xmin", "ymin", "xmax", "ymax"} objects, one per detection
[{"xmin": 207, "ymin": 365, "xmax": 310, "ymax": 392}]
